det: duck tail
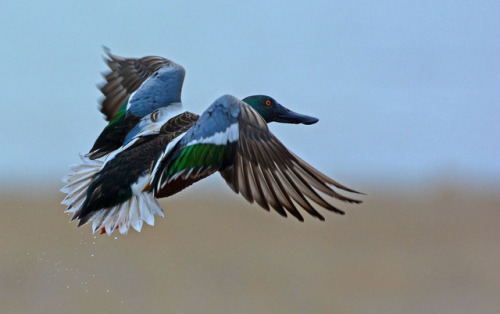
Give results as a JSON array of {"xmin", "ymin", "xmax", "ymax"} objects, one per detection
[
  {"xmin": 61, "ymin": 154, "xmax": 103, "ymax": 211},
  {"xmin": 61, "ymin": 155, "xmax": 164, "ymax": 235},
  {"xmin": 83, "ymin": 192, "xmax": 164, "ymax": 235}
]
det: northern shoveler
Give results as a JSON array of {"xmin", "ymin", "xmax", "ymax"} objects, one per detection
[{"xmin": 61, "ymin": 50, "xmax": 362, "ymax": 234}]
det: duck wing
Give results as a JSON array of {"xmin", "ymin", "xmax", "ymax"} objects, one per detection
[
  {"xmin": 89, "ymin": 49, "xmax": 186, "ymax": 159},
  {"xmin": 99, "ymin": 48, "xmax": 184, "ymax": 121},
  {"xmin": 151, "ymin": 95, "xmax": 362, "ymax": 221}
]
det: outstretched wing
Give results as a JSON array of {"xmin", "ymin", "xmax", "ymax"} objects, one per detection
[
  {"xmin": 151, "ymin": 95, "xmax": 362, "ymax": 221},
  {"xmin": 220, "ymin": 102, "xmax": 362, "ymax": 221},
  {"xmin": 88, "ymin": 49, "xmax": 186, "ymax": 159},
  {"xmin": 98, "ymin": 48, "xmax": 185, "ymax": 121}
]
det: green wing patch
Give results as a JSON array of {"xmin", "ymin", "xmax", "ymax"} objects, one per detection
[
  {"xmin": 168, "ymin": 143, "xmax": 237, "ymax": 176},
  {"xmin": 108, "ymin": 101, "xmax": 128, "ymax": 125}
]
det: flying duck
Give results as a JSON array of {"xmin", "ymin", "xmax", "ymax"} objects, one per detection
[{"xmin": 61, "ymin": 51, "xmax": 362, "ymax": 234}]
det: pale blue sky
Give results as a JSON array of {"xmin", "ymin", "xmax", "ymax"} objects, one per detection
[{"xmin": 1, "ymin": 1, "xmax": 498, "ymax": 188}]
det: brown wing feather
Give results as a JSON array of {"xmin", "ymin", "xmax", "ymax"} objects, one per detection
[
  {"xmin": 98, "ymin": 49, "xmax": 176, "ymax": 121},
  {"xmin": 220, "ymin": 103, "xmax": 362, "ymax": 221}
]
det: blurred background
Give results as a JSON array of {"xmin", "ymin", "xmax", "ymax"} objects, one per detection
[{"xmin": 1, "ymin": 1, "xmax": 498, "ymax": 313}]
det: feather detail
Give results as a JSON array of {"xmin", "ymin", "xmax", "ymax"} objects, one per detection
[
  {"xmin": 99, "ymin": 48, "xmax": 180, "ymax": 121},
  {"xmin": 61, "ymin": 155, "xmax": 103, "ymax": 210},
  {"xmin": 85, "ymin": 193, "xmax": 163, "ymax": 235},
  {"xmin": 61, "ymin": 154, "xmax": 163, "ymax": 235},
  {"xmin": 219, "ymin": 99, "xmax": 362, "ymax": 221}
]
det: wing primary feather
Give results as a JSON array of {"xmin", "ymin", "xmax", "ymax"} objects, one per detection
[
  {"xmin": 258, "ymin": 146, "xmax": 305, "ymax": 221},
  {"xmin": 230, "ymin": 155, "xmax": 240, "ymax": 193},
  {"xmin": 242, "ymin": 142, "xmax": 275, "ymax": 210},
  {"xmin": 286, "ymin": 167, "xmax": 344, "ymax": 215},
  {"xmin": 247, "ymin": 164, "xmax": 270, "ymax": 211},
  {"xmin": 257, "ymin": 164, "xmax": 287, "ymax": 218},
  {"xmin": 269, "ymin": 138, "xmax": 363, "ymax": 195},
  {"xmin": 245, "ymin": 135, "xmax": 272, "ymax": 170},
  {"xmin": 122, "ymin": 75, "xmax": 140, "ymax": 89},
  {"xmin": 239, "ymin": 133, "xmax": 280, "ymax": 213},
  {"xmin": 267, "ymin": 167, "xmax": 304, "ymax": 221},
  {"xmin": 245, "ymin": 162, "xmax": 269, "ymax": 210},
  {"xmin": 103, "ymin": 71, "xmax": 118, "ymax": 81},
  {"xmin": 240, "ymin": 130, "xmax": 260, "ymax": 166},
  {"xmin": 254, "ymin": 140, "xmax": 303, "ymax": 220},
  {"xmin": 293, "ymin": 164, "xmax": 361, "ymax": 204},
  {"xmin": 255, "ymin": 141, "xmax": 320, "ymax": 217},
  {"xmin": 99, "ymin": 77, "xmax": 123, "ymax": 94},
  {"xmin": 274, "ymin": 166, "xmax": 320, "ymax": 219},
  {"xmin": 291, "ymin": 151, "xmax": 364, "ymax": 194},
  {"xmin": 266, "ymin": 139, "xmax": 334, "ymax": 196},
  {"xmin": 257, "ymin": 140, "xmax": 333, "ymax": 220},
  {"xmin": 266, "ymin": 138, "xmax": 361, "ymax": 203},
  {"xmin": 238, "ymin": 154, "xmax": 254, "ymax": 203}
]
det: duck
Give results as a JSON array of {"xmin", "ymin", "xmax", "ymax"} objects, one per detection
[{"xmin": 61, "ymin": 51, "xmax": 362, "ymax": 234}]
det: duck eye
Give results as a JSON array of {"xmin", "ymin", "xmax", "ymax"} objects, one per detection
[{"xmin": 265, "ymin": 100, "xmax": 271, "ymax": 106}]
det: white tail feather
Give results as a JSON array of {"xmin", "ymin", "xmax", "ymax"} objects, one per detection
[
  {"xmin": 86, "ymin": 192, "xmax": 163, "ymax": 235},
  {"xmin": 61, "ymin": 155, "xmax": 164, "ymax": 235},
  {"xmin": 61, "ymin": 155, "xmax": 103, "ymax": 210}
]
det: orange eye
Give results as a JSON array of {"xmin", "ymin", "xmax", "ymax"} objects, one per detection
[{"xmin": 265, "ymin": 100, "xmax": 271, "ymax": 106}]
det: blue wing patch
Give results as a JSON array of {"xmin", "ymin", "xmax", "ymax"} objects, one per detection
[
  {"xmin": 127, "ymin": 63, "xmax": 186, "ymax": 118},
  {"xmin": 178, "ymin": 94, "xmax": 241, "ymax": 146}
]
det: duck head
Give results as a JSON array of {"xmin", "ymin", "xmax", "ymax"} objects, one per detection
[{"xmin": 242, "ymin": 95, "xmax": 319, "ymax": 125}]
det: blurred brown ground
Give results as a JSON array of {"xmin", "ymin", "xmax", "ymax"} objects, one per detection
[{"xmin": 1, "ymin": 182, "xmax": 498, "ymax": 314}]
